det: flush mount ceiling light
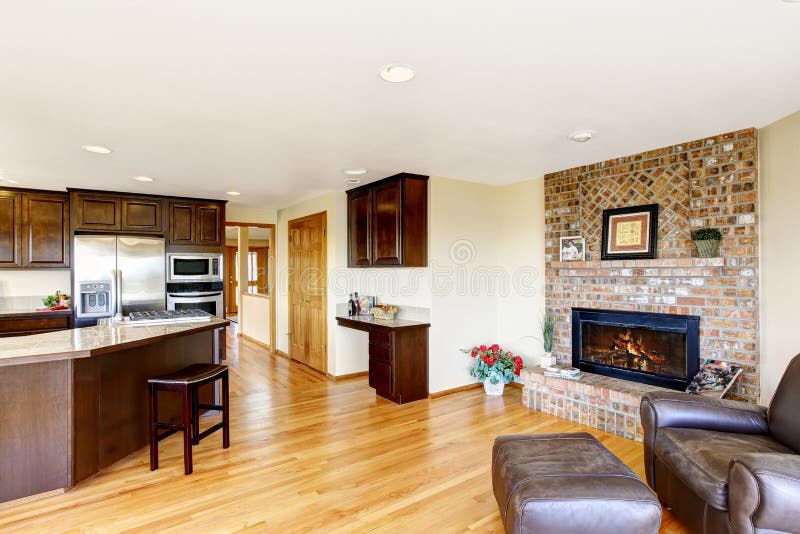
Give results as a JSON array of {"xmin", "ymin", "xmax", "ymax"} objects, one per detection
[
  {"xmin": 81, "ymin": 145, "xmax": 113, "ymax": 154},
  {"xmin": 345, "ymin": 178, "xmax": 362, "ymax": 185},
  {"xmin": 226, "ymin": 191, "xmax": 241, "ymax": 196},
  {"xmin": 569, "ymin": 130, "xmax": 594, "ymax": 143},
  {"xmin": 133, "ymin": 175, "xmax": 154, "ymax": 182},
  {"xmin": 379, "ymin": 64, "xmax": 415, "ymax": 83},
  {"xmin": 343, "ymin": 168, "xmax": 367, "ymax": 175}
]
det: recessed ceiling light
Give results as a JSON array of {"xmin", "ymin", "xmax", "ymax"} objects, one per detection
[
  {"xmin": 569, "ymin": 130, "xmax": 594, "ymax": 143},
  {"xmin": 133, "ymin": 175, "xmax": 154, "ymax": 182},
  {"xmin": 345, "ymin": 178, "xmax": 362, "ymax": 185},
  {"xmin": 343, "ymin": 168, "xmax": 367, "ymax": 175},
  {"xmin": 380, "ymin": 64, "xmax": 415, "ymax": 83},
  {"xmin": 226, "ymin": 191, "xmax": 241, "ymax": 196},
  {"xmin": 81, "ymin": 145, "xmax": 113, "ymax": 154}
]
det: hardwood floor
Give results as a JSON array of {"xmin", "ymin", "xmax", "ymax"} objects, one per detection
[{"xmin": 0, "ymin": 327, "xmax": 689, "ymax": 533}]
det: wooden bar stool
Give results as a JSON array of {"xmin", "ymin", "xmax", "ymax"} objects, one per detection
[{"xmin": 148, "ymin": 363, "xmax": 230, "ymax": 475}]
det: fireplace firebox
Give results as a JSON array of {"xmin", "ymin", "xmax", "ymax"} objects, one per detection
[{"xmin": 571, "ymin": 308, "xmax": 699, "ymax": 390}]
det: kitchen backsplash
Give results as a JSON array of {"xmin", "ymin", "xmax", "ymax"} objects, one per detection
[{"xmin": 0, "ymin": 295, "xmax": 51, "ymax": 312}]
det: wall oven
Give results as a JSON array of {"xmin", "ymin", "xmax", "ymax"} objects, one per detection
[
  {"xmin": 167, "ymin": 253, "xmax": 223, "ymax": 283},
  {"xmin": 166, "ymin": 282, "xmax": 224, "ymax": 317}
]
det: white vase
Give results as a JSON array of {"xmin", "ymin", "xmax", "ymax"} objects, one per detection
[
  {"xmin": 540, "ymin": 353, "xmax": 556, "ymax": 367},
  {"xmin": 483, "ymin": 379, "xmax": 505, "ymax": 396}
]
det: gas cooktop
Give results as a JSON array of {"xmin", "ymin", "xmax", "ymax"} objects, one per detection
[{"xmin": 126, "ymin": 309, "xmax": 212, "ymax": 324}]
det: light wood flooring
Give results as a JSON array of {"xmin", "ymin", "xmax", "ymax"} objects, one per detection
[{"xmin": 0, "ymin": 327, "xmax": 689, "ymax": 533}]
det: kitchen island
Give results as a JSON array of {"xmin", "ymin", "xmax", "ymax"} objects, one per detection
[{"xmin": 0, "ymin": 317, "xmax": 228, "ymax": 503}]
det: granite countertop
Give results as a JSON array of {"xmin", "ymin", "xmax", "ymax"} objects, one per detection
[
  {"xmin": 335, "ymin": 314, "xmax": 430, "ymax": 330},
  {"xmin": 0, "ymin": 308, "xmax": 74, "ymax": 318},
  {"xmin": 0, "ymin": 316, "xmax": 229, "ymax": 367}
]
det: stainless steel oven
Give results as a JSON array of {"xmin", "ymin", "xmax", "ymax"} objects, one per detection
[
  {"xmin": 167, "ymin": 253, "xmax": 223, "ymax": 283},
  {"xmin": 166, "ymin": 281, "xmax": 224, "ymax": 317}
]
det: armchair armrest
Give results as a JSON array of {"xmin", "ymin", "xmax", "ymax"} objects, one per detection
[
  {"xmin": 729, "ymin": 453, "xmax": 800, "ymax": 534},
  {"xmin": 640, "ymin": 391, "xmax": 768, "ymax": 486}
]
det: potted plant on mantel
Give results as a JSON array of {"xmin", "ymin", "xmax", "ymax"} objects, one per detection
[
  {"xmin": 467, "ymin": 344, "xmax": 523, "ymax": 395},
  {"xmin": 540, "ymin": 310, "xmax": 556, "ymax": 367},
  {"xmin": 692, "ymin": 227, "xmax": 723, "ymax": 258}
]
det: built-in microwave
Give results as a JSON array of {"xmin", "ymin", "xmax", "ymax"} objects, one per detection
[{"xmin": 167, "ymin": 253, "xmax": 223, "ymax": 283}]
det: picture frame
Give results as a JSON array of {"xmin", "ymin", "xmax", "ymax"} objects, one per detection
[
  {"xmin": 601, "ymin": 204, "xmax": 659, "ymax": 260},
  {"xmin": 559, "ymin": 236, "xmax": 585, "ymax": 262}
]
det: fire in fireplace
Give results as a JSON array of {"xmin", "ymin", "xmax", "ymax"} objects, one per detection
[{"xmin": 572, "ymin": 308, "xmax": 700, "ymax": 390}]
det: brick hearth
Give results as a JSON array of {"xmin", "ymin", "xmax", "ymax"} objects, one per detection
[
  {"xmin": 521, "ymin": 367, "xmax": 671, "ymax": 442},
  {"xmin": 544, "ymin": 128, "xmax": 759, "ymax": 401}
]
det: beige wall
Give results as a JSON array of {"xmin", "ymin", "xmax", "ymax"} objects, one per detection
[
  {"xmin": 274, "ymin": 176, "xmax": 546, "ymax": 391},
  {"xmin": 0, "ymin": 270, "xmax": 71, "ymax": 299},
  {"xmin": 226, "ymin": 205, "xmax": 277, "ymax": 225},
  {"xmin": 241, "ymin": 293, "xmax": 270, "ymax": 346},
  {"xmin": 759, "ymin": 110, "xmax": 800, "ymax": 403}
]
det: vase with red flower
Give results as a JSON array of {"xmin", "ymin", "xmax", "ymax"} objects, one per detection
[{"xmin": 464, "ymin": 343, "xmax": 524, "ymax": 396}]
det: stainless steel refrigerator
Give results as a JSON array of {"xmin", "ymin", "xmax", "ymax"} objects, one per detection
[{"xmin": 73, "ymin": 235, "xmax": 166, "ymax": 325}]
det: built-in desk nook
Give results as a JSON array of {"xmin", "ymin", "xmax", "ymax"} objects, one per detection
[{"xmin": 336, "ymin": 315, "xmax": 430, "ymax": 404}]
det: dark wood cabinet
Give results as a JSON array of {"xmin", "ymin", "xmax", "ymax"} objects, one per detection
[
  {"xmin": 337, "ymin": 316, "xmax": 430, "ymax": 404},
  {"xmin": 196, "ymin": 204, "xmax": 223, "ymax": 246},
  {"xmin": 21, "ymin": 192, "xmax": 69, "ymax": 268},
  {"xmin": 0, "ymin": 191, "xmax": 22, "ymax": 267},
  {"xmin": 121, "ymin": 197, "xmax": 163, "ymax": 233},
  {"xmin": 168, "ymin": 201, "xmax": 223, "ymax": 246},
  {"xmin": 72, "ymin": 193, "xmax": 121, "ymax": 231},
  {"xmin": 347, "ymin": 189, "xmax": 372, "ymax": 266},
  {"xmin": 346, "ymin": 173, "xmax": 428, "ymax": 268},
  {"xmin": 0, "ymin": 189, "xmax": 69, "ymax": 269},
  {"xmin": 0, "ymin": 312, "xmax": 73, "ymax": 337}
]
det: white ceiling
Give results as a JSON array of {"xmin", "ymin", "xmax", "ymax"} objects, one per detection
[
  {"xmin": 225, "ymin": 226, "xmax": 271, "ymax": 240},
  {"xmin": 1, "ymin": 1, "xmax": 798, "ymax": 208}
]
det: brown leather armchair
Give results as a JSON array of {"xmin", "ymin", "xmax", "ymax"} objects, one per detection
[{"xmin": 641, "ymin": 354, "xmax": 800, "ymax": 534}]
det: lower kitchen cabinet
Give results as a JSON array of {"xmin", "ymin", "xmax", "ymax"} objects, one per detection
[{"xmin": 0, "ymin": 312, "xmax": 74, "ymax": 337}]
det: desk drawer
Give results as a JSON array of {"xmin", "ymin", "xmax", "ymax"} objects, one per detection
[
  {"xmin": 368, "ymin": 344, "xmax": 392, "ymax": 363},
  {"xmin": 368, "ymin": 330, "xmax": 392, "ymax": 348}
]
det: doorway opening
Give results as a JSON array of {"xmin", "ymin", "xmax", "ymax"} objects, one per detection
[{"xmin": 224, "ymin": 222, "xmax": 276, "ymax": 350}]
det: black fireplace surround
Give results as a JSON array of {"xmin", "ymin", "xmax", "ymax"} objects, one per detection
[{"xmin": 571, "ymin": 308, "xmax": 700, "ymax": 390}]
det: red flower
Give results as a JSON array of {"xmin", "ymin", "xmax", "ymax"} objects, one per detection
[
  {"xmin": 479, "ymin": 344, "xmax": 488, "ymax": 352},
  {"xmin": 490, "ymin": 343, "xmax": 500, "ymax": 352},
  {"xmin": 486, "ymin": 357, "xmax": 495, "ymax": 366},
  {"xmin": 471, "ymin": 349, "xmax": 478, "ymax": 358},
  {"xmin": 514, "ymin": 367, "xmax": 521, "ymax": 376},
  {"xmin": 514, "ymin": 356, "xmax": 522, "ymax": 365}
]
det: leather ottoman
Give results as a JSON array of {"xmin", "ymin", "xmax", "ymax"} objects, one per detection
[{"xmin": 492, "ymin": 432, "xmax": 662, "ymax": 533}]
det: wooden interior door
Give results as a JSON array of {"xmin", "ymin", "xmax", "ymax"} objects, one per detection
[
  {"xmin": 225, "ymin": 246, "xmax": 238, "ymax": 314},
  {"xmin": 288, "ymin": 212, "xmax": 327, "ymax": 373}
]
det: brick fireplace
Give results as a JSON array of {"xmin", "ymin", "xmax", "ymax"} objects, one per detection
[{"xmin": 542, "ymin": 127, "xmax": 759, "ymax": 402}]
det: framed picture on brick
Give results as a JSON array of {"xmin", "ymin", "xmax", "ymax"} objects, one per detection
[
  {"xmin": 601, "ymin": 203, "xmax": 659, "ymax": 260},
  {"xmin": 560, "ymin": 236, "xmax": 585, "ymax": 262}
]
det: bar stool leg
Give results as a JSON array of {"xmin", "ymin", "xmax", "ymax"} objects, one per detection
[
  {"xmin": 191, "ymin": 385, "xmax": 199, "ymax": 445},
  {"xmin": 182, "ymin": 386, "xmax": 193, "ymax": 475},
  {"xmin": 149, "ymin": 383, "xmax": 158, "ymax": 471},
  {"xmin": 222, "ymin": 370, "xmax": 230, "ymax": 449}
]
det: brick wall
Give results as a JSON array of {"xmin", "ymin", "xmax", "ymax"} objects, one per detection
[{"xmin": 544, "ymin": 128, "xmax": 759, "ymax": 401}]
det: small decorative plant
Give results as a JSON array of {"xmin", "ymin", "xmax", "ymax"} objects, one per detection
[
  {"xmin": 692, "ymin": 227, "xmax": 723, "ymax": 258},
  {"xmin": 466, "ymin": 344, "xmax": 523, "ymax": 395},
  {"xmin": 540, "ymin": 310, "xmax": 555, "ymax": 355}
]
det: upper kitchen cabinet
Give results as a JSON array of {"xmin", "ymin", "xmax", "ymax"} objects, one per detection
[
  {"xmin": 346, "ymin": 173, "xmax": 428, "ymax": 268},
  {"xmin": 168, "ymin": 201, "xmax": 224, "ymax": 247},
  {"xmin": 120, "ymin": 197, "xmax": 164, "ymax": 233},
  {"xmin": 71, "ymin": 192, "xmax": 121, "ymax": 231},
  {"xmin": 0, "ymin": 190, "xmax": 22, "ymax": 267},
  {"xmin": 72, "ymin": 192, "xmax": 164, "ymax": 234},
  {"xmin": 0, "ymin": 189, "xmax": 69, "ymax": 269},
  {"xmin": 21, "ymin": 192, "xmax": 69, "ymax": 268}
]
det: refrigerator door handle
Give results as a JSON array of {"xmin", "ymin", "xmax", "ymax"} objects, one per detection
[
  {"xmin": 116, "ymin": 269, "xmax": 123, "ymax": 319},
  {"xmin": 110, "ymin": 269, "xmax": 117, "ymax": 318}
]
